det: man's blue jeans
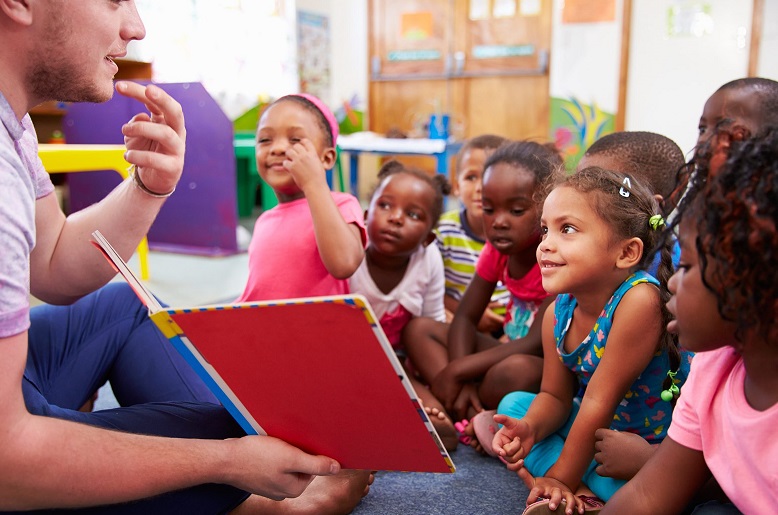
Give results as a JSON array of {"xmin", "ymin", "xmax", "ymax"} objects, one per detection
[{"xmin": 14, "ymin": 283, "xmax": 249, "ymax": 514}]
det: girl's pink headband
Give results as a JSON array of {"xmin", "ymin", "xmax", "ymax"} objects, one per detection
[{"xmin": 293, "ymin": 93, "xmax": 339, "ymax": 147}]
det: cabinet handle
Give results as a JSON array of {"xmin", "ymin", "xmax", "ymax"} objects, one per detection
[{"xmin": 371, "ymin": 49, "xmax": 548, "ymax": 82}]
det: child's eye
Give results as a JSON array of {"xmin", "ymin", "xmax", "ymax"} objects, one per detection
[
  {"xmin": 676, "ymin": 262, "xmax": 690, "ymax": 272},
  {"xmin": 257, "ymin": 138, "xmax": 270, "ymax": 145},
  {"xmin": 377, "ymin": 200, "xmax": 390, "ymax": 210},
  {"xmin": 407, "ymin": 211, "xmax": 422, "ymax": 220},
  {"xmin": 482, "ymin": 206, "xmax": 493, "ymax": 214},
  {"xmin": 561, "ymin": 224, "xmax": 576, "ymax": 234},
  {"xmin": 290, "ymin": 137, "xmax": 302, "ymax": 143},
  {"xmin": 463, "ymin": 174, "xmax": 478, "ymax": 182},
  {"xmin": 539, "ymin": 226, "xmax": 548, "ymax": 237},
  {"xmin": 511, "ymin": 208, "xmax": 525, "ymax": 216},
  {"xmin": 698, "ymin": 125, "xmax": 706, "ymax": 136}
]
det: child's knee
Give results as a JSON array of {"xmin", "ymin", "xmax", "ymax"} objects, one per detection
[{"xmin": 497, "ymin": 390, "xmax": 536, "ymax": 419}]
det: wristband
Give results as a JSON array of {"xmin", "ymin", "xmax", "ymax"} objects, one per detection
[{"xmin": 129, "ymin": 165, "xmax": 176, "ymax": 198}]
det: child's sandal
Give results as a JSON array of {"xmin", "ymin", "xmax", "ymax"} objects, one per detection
[
  {"xmin": 453, "ymin": 419, "xmax": 471, "ymax": 445},
  {"xmin": 521, "ymin": 496, "xmax": 605, "ymax": 515}
]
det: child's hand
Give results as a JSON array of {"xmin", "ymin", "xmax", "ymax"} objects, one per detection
[
  {"xmin": 283, "ymin": 138, "xmax": 328, "ymax": 192},
  {"xmin": 519, "ymin": 468, "xmax": 584, "ymax": 515},
  {"xmin": 430, "ymin": 364, "xmax": 464, "ymax": 413},
  {"xmin": 477, "ymin": 303, "xmax": 505, "ymax": 333},
  {"xmin": 593, "ymin": 428, "xmax": 655, "ymax": 480},
  {"xmin": 491, "ymin": 414, "xmax": 534, "ymax": 469},
  {"xmin": 451, "ymin": 383, "xmax": 483, "ymax": 422}
]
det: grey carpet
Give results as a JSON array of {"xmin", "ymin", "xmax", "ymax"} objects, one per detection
[{"xmin": 353, "ymin": 444, "xmax": 531, "ymax": 514}]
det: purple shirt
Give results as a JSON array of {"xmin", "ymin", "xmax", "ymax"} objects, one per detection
[{"xmin": 0, "ymin": 92, "xmax": 55, "ymax": 337}]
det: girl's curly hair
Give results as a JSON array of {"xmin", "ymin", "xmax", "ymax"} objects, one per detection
[{"xmin": 667, "ymin": 126, "xmax": 778, "ymax": 343}]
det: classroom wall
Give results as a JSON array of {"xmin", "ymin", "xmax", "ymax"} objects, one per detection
[
  {"xmin": 128, "ymin": 0, "xmax": 772, "ymax": 157},
  {"xmin": 758, "ymin": 0, "xmax": 778, "ymax": 78},
  {"xmin": 625, "ymin": 0, "xmax": 754, "ymax": 156},
  {"xmin": 296, "ymin": 0, "xmax": 369, "ymax": 116},
  {"xmin": 548, "ymin": 0, "xmax": 623, "ymax": 168}
]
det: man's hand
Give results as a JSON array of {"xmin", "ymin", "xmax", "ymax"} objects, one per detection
[
  {"xmin": 116, "ymin": 81, "xmax": 186, "ymax": 196},
  {"xmin": 225, "ymin": 436, "xmax": 341, "ymax": 501}
]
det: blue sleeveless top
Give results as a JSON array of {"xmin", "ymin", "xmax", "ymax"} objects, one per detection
[{"xmin": 553, "ymin": 270, "xmax": 691, "ymax": 442}]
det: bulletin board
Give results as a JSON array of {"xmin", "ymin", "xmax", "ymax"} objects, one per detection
[
  {"xmin": 370, "ymin": 0, "xmax": 451, "ymax": 78},
  {"xmin": 297, "ymin": 10, "xmax": 331, "ymax": 101}
]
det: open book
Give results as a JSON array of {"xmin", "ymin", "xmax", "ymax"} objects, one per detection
[{"xmin": 91, "ymin": 230, "xmax": 454, "ymax": 473}]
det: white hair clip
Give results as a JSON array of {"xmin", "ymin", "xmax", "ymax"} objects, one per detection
[{"xmin": 619, "ymin": 176, "xmax": 632, "ymax": 198}]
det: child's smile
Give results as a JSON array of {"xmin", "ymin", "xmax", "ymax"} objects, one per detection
[{"xmin": 538, "ymin": 186, "xmax": 624, "ymax": 295}]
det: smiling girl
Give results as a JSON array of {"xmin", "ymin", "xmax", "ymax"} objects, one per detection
[
  {"xmin": 237, "ymin": 93, "xmax": 366, "ymax": 302},
  {"xmin": 491, "ymin": 167, "xmax": 689, "ymax": 514}
]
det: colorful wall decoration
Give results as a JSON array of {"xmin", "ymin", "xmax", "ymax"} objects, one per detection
[{"xmin": 550, "ymin": 97, "xmax": 615, "ymax": 171}]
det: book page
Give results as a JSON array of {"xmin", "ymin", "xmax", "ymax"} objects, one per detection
[{"xmin": 90, "ymin": 230, "xmax": 162, "ymax": 312}]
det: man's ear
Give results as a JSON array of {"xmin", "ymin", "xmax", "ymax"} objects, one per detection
[
  {"xmin": 616, "ymin": 237, "xmax": 643, "ymax": 269},
  {"xmin": 0, "ymin": 0, "xmax": 33, "ymax": 25},
  {"xmin": 422, "ymin": 231, "xmax": 437, "ymax": 247},
  {"xmin": 320, "ymin": 147, "xmax": 337, "ymax": 171}
]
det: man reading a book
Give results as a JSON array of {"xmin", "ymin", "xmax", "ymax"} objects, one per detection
[{"xmin": 0, "ymin": 1, "xmax": 369, "ymax": 513}]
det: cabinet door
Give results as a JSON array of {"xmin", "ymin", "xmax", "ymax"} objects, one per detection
[{"xmin": 368, "ymin": 0, "xmax": 551, "ymax": 145}]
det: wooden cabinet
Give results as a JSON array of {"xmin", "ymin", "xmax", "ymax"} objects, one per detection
[
  {"xmin": 368, "ymin": 0, "xmax": 552, "ymax": 145},
  {"xmin": 29, "ymin": 59, "xmax": 152, "ymax": 143}
]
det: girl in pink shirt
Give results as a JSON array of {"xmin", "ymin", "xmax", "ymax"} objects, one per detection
[
  {"xmin": 603, "ymin": 127, "xmax": 778, "ymax": 515},
  {"xmin": 237, "ymin": 94, "xmax": 366, "ymax": 302}
]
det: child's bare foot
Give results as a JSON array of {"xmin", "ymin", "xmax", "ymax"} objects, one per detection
[
  {"xmin": 232, "ymin": 469, "xmax": 374, "ymax": 515},
  {"xmin": 424, "ymin": 406, "xmax": 458, "ymax": 452}
]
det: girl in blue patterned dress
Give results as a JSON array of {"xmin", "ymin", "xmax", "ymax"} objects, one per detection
[{"xmin": 490, "ymin": 167, "xmax": 690, "ymax": 514}]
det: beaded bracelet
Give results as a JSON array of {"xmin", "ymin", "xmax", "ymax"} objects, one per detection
[{"xmin": 129, "ymin": 165, "xmax": 176, "ymax": 198}]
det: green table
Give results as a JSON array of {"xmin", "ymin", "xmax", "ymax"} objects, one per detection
[{"xmin": 233, "ymin": 134, "xmax": 277, "ymax": 217}]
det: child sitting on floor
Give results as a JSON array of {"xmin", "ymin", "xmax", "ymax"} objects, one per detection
[
  {"xmin": 237, "ymin": 93, "xmax": 366, "ymax": 302},
  {"xmin": 435, "ymin": 134, "xmax": 509, "ymax": 331},
  {"xmin": 403, "ymin": 141, "xmax": 562, "ymax": 450},
  {"xmin": 602, "ymin": 125, "xmax": 778, "ymax": 515},
  {"xmin": 491, "ymin": 167, "xmax": 687, "ymax": 514},
  {"xmin": 347, "ymin": 160, "xmax": 456, "ymax": 449}
]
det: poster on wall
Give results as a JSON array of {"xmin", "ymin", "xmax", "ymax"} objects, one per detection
[
  {"xmin": 297, "ymin": 10, "xmax": 331, "ymax": 102},
  {"xmin": 562, "ymin": 0, "xmax": 615, "ymax": 24}
]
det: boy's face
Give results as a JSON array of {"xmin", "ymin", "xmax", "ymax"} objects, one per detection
[
  {"xmin": 697, "ymin": 87, "xmax": 762, "ymax": 150},
  {"xmin": 456, "ymin": 148, "xmax": 488, "ymax": 221}
]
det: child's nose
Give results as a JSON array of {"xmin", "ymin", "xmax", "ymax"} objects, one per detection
[
  {"xmin": 387, "ymin": 208, "xmax": 403, "ymax": 224},
  {"xmin": 491, "ymin": 212, "xmax": 509, "ymax": 228}
]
